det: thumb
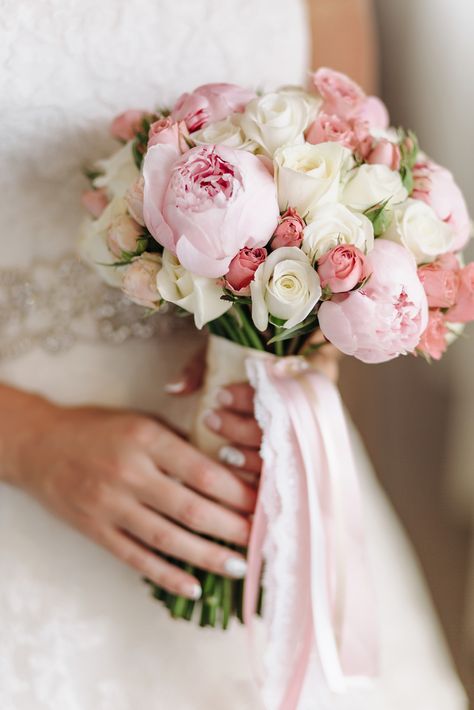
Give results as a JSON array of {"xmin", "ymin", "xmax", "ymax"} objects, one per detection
[{"xmin": 164, "ymin": 346, "xmax": 207, "ymax": 396}]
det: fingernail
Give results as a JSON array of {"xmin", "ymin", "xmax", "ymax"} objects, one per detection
[
  {"xmin": 184, "ymin": 583, "xmax": 202, "ymax": 600},
  {"xmin": 216, "ymin": 387, "xmax": 233, "ymax": 406},
  {"xmin": 164, "ymin": 380, "xmax": 186, "ymax": 394},
  {"xmin": 224, "ymin": 557, "xmax": 247, "ymax": 578},
  {"xmin": 203, "ymin": 409, "xmax": 221, "ymax": 432},
  {"xmin": 219, "ymin": 445, "xmax": 245, "ymax": 468}
]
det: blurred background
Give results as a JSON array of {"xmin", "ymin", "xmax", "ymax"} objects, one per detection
[{"xmin": 310, "ymin": 0, "xmax": 474, "ymax": 701}]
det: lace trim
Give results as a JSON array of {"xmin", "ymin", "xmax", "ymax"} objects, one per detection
[{"xmin": 0, "ymin": 254, "xmax": 184, "ymax": 361}]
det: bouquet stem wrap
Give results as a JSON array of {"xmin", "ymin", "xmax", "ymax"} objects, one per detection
[{"xmin": 193, "ymin": 336, "xmax": 378, "ymax": 709}]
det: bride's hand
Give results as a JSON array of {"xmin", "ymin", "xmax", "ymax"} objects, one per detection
[{"xmin": 5, "ymin": 392, "xmax": 256, "ymax": 601}]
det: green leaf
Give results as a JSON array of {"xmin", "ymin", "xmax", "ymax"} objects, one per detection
[
  {"xmin": 267, "ymin": 315, "xmax": 317, "ymax": 344},
  {"xmin": 364, "ymin": 198, "xmax": 393, "ymax": 237},
  {"xmin": 400, "ymin": 166, "xmax": 414, "ymax": 194}
]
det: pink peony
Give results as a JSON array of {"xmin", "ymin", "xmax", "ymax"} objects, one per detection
[
  {"xmin": 143, "ymin": 143, "xmax": 279, "ymax": 278},
  {"xmin": 317, "ymin": 244, "xmax": 369, "ymax": 294},
  {"xmin": 225, "ymin": 247, "xmax": 267, "ymax": 295},
  {"xmin": 81, "ymin": 188, "xmax": 108, "ymax": 218},
  {"xmin": 417, "ymin": 310, "xmax": 449, "ymax": 360},
  {"xmin": 350, "ymin": 96, "xmax": 389, "ymax": 130},
  {"xmin": 147, "ymin": 117, "xmax": 190, "ymax": 152},
  {"xmin": 110, "ymin": 110, "xmax": 147, "ymax": 141},
  {"xmin": 271, "ymin": 208, "xmax": 304, "ymax": 249},
  {"xmin": 305, "ymin": 112, "xmax": 362, "ymax": 151},
  {"xmin": 171, "ymin": 83, "xmax": 256, "ymax": 133},
  {"xmin": 365, "ymin": 139, "xmax": 401, "ymax": 171},
  {"xmin": 318, "ymin": 239, "xmax": 428, "ymax": 363},
  {"xmin": 107, "ymin": 214, "xmax": 144, "ymax": 258},
  {"xmin": 446, "ymin": 263, "xmax": 474, "ymax": 323},
  {"xmin": 418, "ymin": 260, "xmax": 459, "ymax": 308},
  {"xmin": 413, "ymin": 160, "xmax": 471, "ymax": 251}
]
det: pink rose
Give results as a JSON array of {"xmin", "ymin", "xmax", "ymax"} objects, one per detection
[
  {"xmin": 418, "ymin": 260, "xmax": 459, "ymax": 308},
  {"xmin": 125, "ymin": 176, "xmax": 145, "ymax": 226},
  {"xmin": 148, "ymin": 117, "xmax": 190, "ymax": 152},
  {"xmin": 312, "ymin": 67, "xmax": 389, "ymax": 129},
  {"xmin": 271, "ymin": 208, "xmax": 304, "ymax": 249},
  {"xmin": 413, "ymin": 160, "xmax": 471, "ymax": 251},
  {"xmin": 143, "ymin": 143, "xmax": 279, "ymax": 278},
  {"xmin": 317, "ymin": 244, "xmax": 368, "ymax": 293},
  {"xmin": 110, "ymin": 110, "xmax": 147, "ymax": 141},
  {"xmin": 225, "ymin": 247, "xmax": 267, "ymax": 295},
  {"xmin": 417, "ymin": 310, "xmax": 449, "ymax": 360},
  {"xmin": 318, "ymin": 239, "xmax": 428, "ymax": 363},
  {"xmin": 446, "ymin": 263, "xmax": 474, "ymax": 323},
  {"xmin": 81, "ymin": 188, "xmax": 108, "ymax": 218},
  {"xmin": 305, "ymin": 112, "xmax": 362, "ymax": 151},
  {"xmin": 366, "ymin": 139, "xmax": 401, "ymax": 171},
  {"xmin": 107, "ymin": 214, "xmax": 144, "ymax": 257},
  {"xmin": 122, "ymin": 253, "xmax": 162, "ymax": 309},
  {"xmin": 171, "ymin": 83, "xmax": 256, "ymax": 133}
]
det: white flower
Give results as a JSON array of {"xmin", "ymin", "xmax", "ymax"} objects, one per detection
[
  {"xmin": 383, "ymin": 198, "xmax": 455, "ymax": 264},
  {"xmin": 78, "ymin": 197, "xmax": 128, "ymax": 287},
  {"xmin": 342, "ymin": 163, "xmax": 407, "ymax": 211},
  {"xmin": 94, "ymin": 142, "xmax": 139, "ymax": 199},
  {"xmin": 250, "ymin": 247, "xmax": 321, "ymax": 331},
  {"xmin": 302, "ymin": 203, "xmax": 374, "ymax": 263},
  {"xmin": 192, "ymin": 115, "xmax": 257, "ymax": 151},
  {"xmin": 274, "ymin": 142, "xmax": 353, "ymax": 218},
  {"xmin": 156, "ymin": 250, "xmax": 232, "ymax": 329},
  {"xmin": 278, "ymin": 85, "xmax": 322, "ymax": 121},
  {"xmin": 240, "ymin": 90, "xmax": 312, "ymax": 156}
]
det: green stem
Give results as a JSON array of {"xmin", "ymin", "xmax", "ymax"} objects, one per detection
[{"xmin": 233, "ymin": 304, "xmax": 264, "ymax": 351}]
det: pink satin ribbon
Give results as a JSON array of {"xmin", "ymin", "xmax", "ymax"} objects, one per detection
[{"xmin": 244, "ymin": 358, "xmax": 378, "ymax": 710}]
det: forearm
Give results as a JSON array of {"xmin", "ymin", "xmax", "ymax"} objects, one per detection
[{"xmin": 0, "ymin": 383, "xmax": 57, "ymax": 486}]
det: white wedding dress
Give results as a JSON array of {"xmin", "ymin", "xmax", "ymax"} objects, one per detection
[{"xmin": 0, "ymin": 2, "xmax": 468, "ymax": 708}]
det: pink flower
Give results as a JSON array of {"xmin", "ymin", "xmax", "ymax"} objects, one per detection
[
  {"xmin": 125, "ymin": 177, "xmax": 145, "ymax": 226},
  {"xmin": 413, "ymin": 160, "xmax": 471, "ymax": 251},
  {"xmin": 122, "ymin": 254, "xmax": 162, "ymax": 309},
  {"xmin": 417, "ymin": 310, "xmax": 449, "ymax": 360},
  {"xmin": 366, "ymin": 139, "xmax": 401, "ymax": 171},
  {"xmin": 312, "ymin": 67, "xmax": 389, "ymax": 129},
  {"xmin": 305, "ymin": 112, "xmax": 361, "ymax": 151},
  {"xmin": 171, "ymin": 83, "xmax": 255, "ymax": 133},
  {"xmin": 148, "ymin": 117, "xmax": 190, "ymax": 152},
  {"xmin": 271, "ymin": 208, "xmax": 304, "ymax": 249},
  {"xmin": 317, "ymin": 244, "xmax": 368, "ymax": 293},
  {"xmin": 446, "ymin": 263, "xmax": 474, "ymax": 323},
  {"xmin": 107, "ymin": 214, "xmax": 144, "ymax": 258},
  {"xmin": 418, "ymin": 260, "xmax": 459, "ymax": 308},
  {"xmin": 225, "ymin": 247, "xmax": 267, "ymax": 295},
  {"xmin": 318, "ymin": 239, "xmax": 428, "ymax": 363},
  {"xmin": 143, "ymin": 143, "xmax": 279, "ymax": 278},
  {"xmin": 81, "ymin": 188, "xmax": 108, "ymax": 218},
  {"xmin": 110, "ymin": 110, "xmax": 147, "ymax": 141}
]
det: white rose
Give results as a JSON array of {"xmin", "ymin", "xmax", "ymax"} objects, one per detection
[
  {"xmin": 250, "ymin": 247, "xmax": 321, "ymax": 331},
  {"xmin": 94, "ymin": 141, "xmax": 139, "ymax": 199},
  {"xmin": 278, "ymin": 85, "xmax": 322, "ymax": 122},
  {"xmin": 156, "ymin": 250, "xmax": 231, "ymax": 329},
  {"xmin": 383, "ymin": 198, "xmax": 455, "ymax": 264},
  {"xmin": 192, "ymin": 115, "xmax": 257, "ymax": 151},
  {"xmin": 302, "ymin": 203, "xmax": 374, "ymax": 263},
  {"xmin": 342, "ymin": 163, "xmax": 407, "ymax": 211},
  {"xmin": 78, "ymin": 197, "xmax": 128, "ymax": 287},
  {"xmin": 274, "ymin": 142, "xmax": 353, "ymax": 218},
  {"xmin": 240, "ymin": 90, "xmax": 312, "ymax": 156}
]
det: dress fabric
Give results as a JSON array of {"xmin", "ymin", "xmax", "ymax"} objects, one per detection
[{"xmin": 0, "ymin": 1, "xmax": 467, "ymax": 708}]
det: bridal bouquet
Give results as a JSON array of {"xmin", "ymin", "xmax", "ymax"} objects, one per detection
[{"xmin": 80, "ymin": 68, "xmax": 473, "ymax": 706}]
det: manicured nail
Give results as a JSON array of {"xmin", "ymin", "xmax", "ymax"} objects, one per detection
[
  {"xmin": 203, "ymin": 409, "xmax": 221, "ymax": 432},
  {"xmin": 184, "ymin": 583, "xmax": 202, "ymax": 600},
  {"xmin": 219, "ymin": 445, "xmax": 245, "ymax": 468},
  {"xmin": 216, "ymin": 387, "xmax": 233, "ymax": 406},
  {"xmin": 224, "ymin": 557, "xmax": 247, "ymax": 578},
  {"xmin": 164, "ymin": 380, "xmax": 186, "ymax": 394}
]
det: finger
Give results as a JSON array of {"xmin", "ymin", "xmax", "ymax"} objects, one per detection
[
  {"xmin": 203, "ymin": 409, "xmax": 262, "ymax": 449},
  {"xmin": 218, "ymin": 445, "xmax": 262, "ymax": 475},
  {"xmin": 96, "ymin": 525, "xmax": 202, "ymax": 599},
  {"xmin": 216, "ymin": 382, "xmax": 255, "ymax": 415},
  {"xmin": 148, "ymin": 429, "xmax": 257, "ymax": 513},
  {"xmin": 164, "ymin": 346, "xmax": 206, "ymax": 395},
  {"xmin": 135, "ymin": 462, "xmax": 250, "ymax": 546},
  {"xmin": 117, "ymin": 502, "xmax": 247, "ymax": 579}
]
